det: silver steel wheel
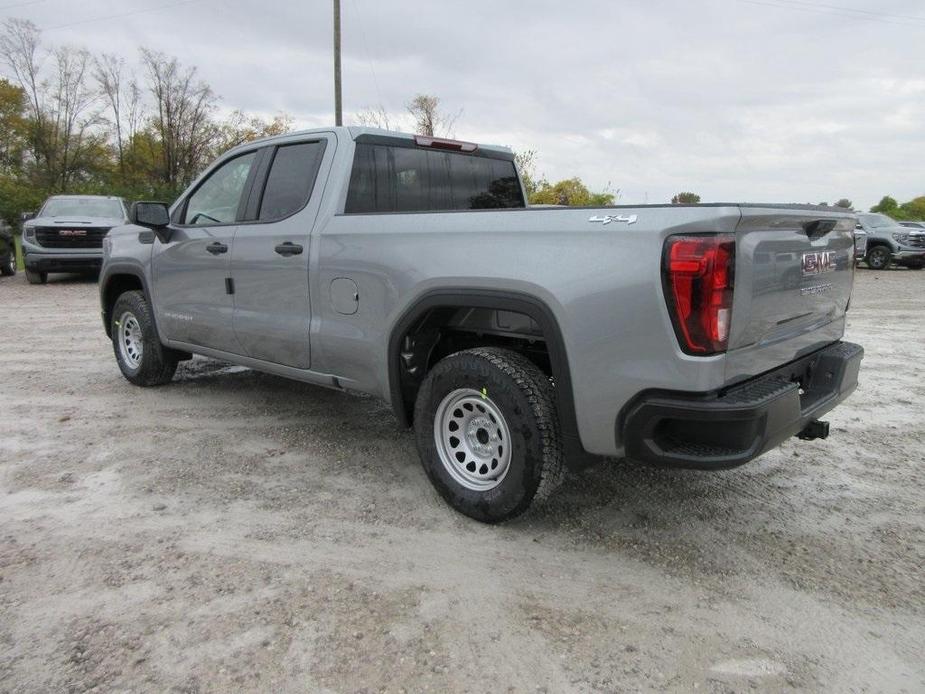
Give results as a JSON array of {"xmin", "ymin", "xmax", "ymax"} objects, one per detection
[
  {"xmin": 434, "ymin": 388, "xmax": 512, "ymax": 492},
  {"xmin": 118, "ymin": 310, "xmax": 144, "ymax": 370}
]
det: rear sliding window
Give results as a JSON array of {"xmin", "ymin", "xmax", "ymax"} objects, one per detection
[{"xmin": 344, "ymin": 143, "xmax": 524, "ymax": 213}]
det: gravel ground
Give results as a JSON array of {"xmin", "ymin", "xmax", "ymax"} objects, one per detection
[{"xmin": 0, "ymin": 269, "xmax": 922, "ymax": 693}]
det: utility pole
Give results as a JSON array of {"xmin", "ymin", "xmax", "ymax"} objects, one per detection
[{"xmin": 333, "ymin": 0, "xmax": 342, "ymax": 126}]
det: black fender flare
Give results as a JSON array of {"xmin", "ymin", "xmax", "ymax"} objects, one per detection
[
  {"xmin": 387, "ymin": 288, "xmax": 592, "ymax": 466},
  {"xmin": 100, "ymin": 262, "xmax": 156, "ymax": 338}
]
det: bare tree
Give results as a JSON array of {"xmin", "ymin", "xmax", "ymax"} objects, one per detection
[
  {"xmin": 0, "ymin": 19, "xmax": 42, "ymax": 128},
  {"xmin": 513, "ymin": 149, "xmax": 538, "ymax": 197},
  {"xmin": 1, "ymin": 19, "xmax": 100, "ymax": 190},
  {"xmin": 354, "ymin": 104, "xmax": 393, "ymax": 130},
  {"xmin": 140, "ymin": 48, "xmax": 216, "ymax": 189},
  {"xmin": 1, "ymin": 19, "xmax": 48, "ymax": 177},
  {"xmin": 94, "ymin": 53, "xmax": 142, "ymax": 177},
  {"xmin": 50, "ymin": 45, "xmax": 99, "ymax": 190},
  {"xmin": 125, "ymin": 79, "xmax": 142, "ymax": 145},
  {"xmin": 214, "ymin": 109, "xmax": 293, "ymax": 153},
  {"xmin": 406, "ymin": 94, "xmax": 459, "ymax": 137}
]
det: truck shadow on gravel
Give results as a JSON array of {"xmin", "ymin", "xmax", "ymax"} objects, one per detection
[
  {"xmin": 41, "ymin": 273, "xmax": 99, "ymax": 284},
  {"xmin": 149, "ymin": 358, "xmax": 919, "ymax": 611}
]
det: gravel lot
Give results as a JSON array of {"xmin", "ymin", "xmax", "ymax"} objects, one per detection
[{"xmin": 0, "ymin": 269, "xmax": 922, "ymax": 693}]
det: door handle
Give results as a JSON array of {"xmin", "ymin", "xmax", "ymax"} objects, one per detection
[
  {"xmin": 206, "ymin": 242, "xmax": 228, "ymax": 255},
  {"xmin": 274, "ymin": 242, "xmax": 303, "ymax": 256}
]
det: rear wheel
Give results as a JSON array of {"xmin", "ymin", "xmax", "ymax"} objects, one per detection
[
  {"xmin": 111, "ymin": 290, "xmax": 178, "ymax": 386},
  {"xmin": 413, "ymin": 347, "xmax": 564, "ymax": 523},
  {"xmin": 865, "ymin": 245, "xmax": 891, "ymax": 270},
  {"xmin": 25, "ymin": 268, "xmax": 46, "ymax": 284}
]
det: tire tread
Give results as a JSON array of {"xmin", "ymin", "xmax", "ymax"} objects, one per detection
[
  {"xmin": 461, "ymin": 347, "xmax": 566, "ymax": 501},
  {"xmin": 112, "ymin": 290, "xmax": 178, "ymax": 386}
]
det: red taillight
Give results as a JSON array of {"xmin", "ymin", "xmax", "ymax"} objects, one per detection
[
  {"xmin": 413, "ymin": 135, "xmax": 478, "ymax": 152},
  {"xmin": 662, "ymin": 234, "xmax": 735, "ymax": 355}
]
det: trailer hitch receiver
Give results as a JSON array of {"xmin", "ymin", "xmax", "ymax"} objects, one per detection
[{"xmin": 797, "ymin": 420, "xmax": 829, "ymax": 441}]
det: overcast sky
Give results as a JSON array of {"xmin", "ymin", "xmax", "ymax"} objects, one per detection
[{"xmin": 4, "ymin": 0, "xmax": 924, "ymax": 208}]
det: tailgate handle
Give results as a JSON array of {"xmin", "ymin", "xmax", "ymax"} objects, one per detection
[{"xmin": 802, "ymin": 219, "xmax": 837, "ymax": 239}]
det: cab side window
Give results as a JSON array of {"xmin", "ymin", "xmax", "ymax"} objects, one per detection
[
  {"xmin": 258, "ymin": 141, "xmax": 327, "ymax": 221},
  {"xmin": 183, "ymin": 151, "xmax": 257, "ymax": 226}
]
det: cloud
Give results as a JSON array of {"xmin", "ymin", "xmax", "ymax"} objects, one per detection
[{"xmin": 8, "ymin": 0, "xmax": 924, "ymax": 209}]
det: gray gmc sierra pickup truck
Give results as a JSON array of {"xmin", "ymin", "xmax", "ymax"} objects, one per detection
[
  {"xmin": 99, "ymin": 127, "xmax": 863, "ymax": 522},
  {"xmin": 22, "ymin": 195, "xmax": 128, "ymax": 283}
]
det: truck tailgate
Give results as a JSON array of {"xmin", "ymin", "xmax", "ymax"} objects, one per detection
[{"xmin": 725, "ymin": 207, "xmax": 855, "ymax": 384}]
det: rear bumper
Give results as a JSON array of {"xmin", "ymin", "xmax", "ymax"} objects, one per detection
[
  {"xmin": 24, "ymin": 251, "xmax": 102, "ymax": 273},
  {"xmin": 621, "ymin": 341, "xmax": 863, "ymax": 469}
]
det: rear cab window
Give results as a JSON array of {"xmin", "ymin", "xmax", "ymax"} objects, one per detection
[{"xmin": 345, "ymin": 140, "xmax": 524, "ymax": 214}]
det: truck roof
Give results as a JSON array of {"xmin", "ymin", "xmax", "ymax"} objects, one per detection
[
  {"xmin": 238, "ymin": 126, "xmax": 514, "ymax": 157},
  {"xmin": 45, "ymin": 194, "xmax": 124, "ymax": 201}
]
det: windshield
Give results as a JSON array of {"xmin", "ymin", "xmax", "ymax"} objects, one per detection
[
  {"xmin": 860, "ymin": 213, "xmax": 898, "ymax": 229},
  {"xmin": 40, "ymin": 198, "xmax": 124, "ymax": 219}
]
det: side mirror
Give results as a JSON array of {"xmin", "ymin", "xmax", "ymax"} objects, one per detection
[
  {"xmin": 21, "ymin": 211, "xmax": 35, "ymax": 222},
  {"xmin": 130, "ymin": 201, "xmax": 172, "ymax": 243}
]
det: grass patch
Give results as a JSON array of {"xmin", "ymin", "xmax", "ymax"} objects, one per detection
[{"xmin": 14, "ymin": 233, "xmax": 23, "ymax": 270}]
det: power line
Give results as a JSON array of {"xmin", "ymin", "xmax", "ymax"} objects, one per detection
[
  {"xmin": 43, "ymin": 0, "xmax": 206, "ymax": 31},
  {"xmin": 0, "ymin": 0, "xmax": 45, "ymax": 10},
  {"xmin": 348, "ymin": 0, "xmax": 385, "ymax": 112},
  {"xmin": 766, "ymin": 0, "xmax": 925, "ymax": 24},
  {"xmin": 737, "ymin": 0, "xmax": 925, "ymax": 28}
]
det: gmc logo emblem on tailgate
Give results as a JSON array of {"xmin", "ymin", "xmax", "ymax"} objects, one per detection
[
  {"xmin": 802, "ymin": 251, "xmax": 836, "ymax": 275},
  {"xmin": 58, "ymin": 229, "xmax": 87, "ymax": 236}
]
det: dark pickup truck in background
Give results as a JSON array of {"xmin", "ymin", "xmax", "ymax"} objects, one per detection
[{"xmin": 0, "ymin": 219, "xmax": 16, "ymax": 277}]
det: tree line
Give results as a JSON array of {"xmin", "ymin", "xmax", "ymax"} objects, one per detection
[
  {"xmin": 0, "ymin": 18, "xmax": 291, "ymax": 224},
  {"xmin": 869, "ymin": 195, "xmax": 925, "ymax": 220}
]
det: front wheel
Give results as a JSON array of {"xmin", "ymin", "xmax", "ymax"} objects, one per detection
[
  {"xmin": 865, "ymin": 246, "xmax": 892, "ymax": 270},
  {"xmin": 111, "ymin": 290, "xmax": 178, "ymax": 386},
  {"xmin": 25, "ymin": 268, "xmax": 46, "ymax": 284},
  {"xmin": 413, "ymin": 347, "xmax": 565, "ymax": 523}
]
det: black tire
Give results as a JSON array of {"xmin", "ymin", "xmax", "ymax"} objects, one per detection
[
  {"xmin": 25, "ymin": 268, "xmax": 46, "ymax": 284},
  {"xmin": 865, "ymin": 245, "xmax": 892, "ymax": 270},
  {"xmin": 0, "ymin": 251, "xmax": 15, "ymax": 276},
  {"xmin": 111, "ymin": 290, "xmax": 178, "ymax": 386},
  {"xmin": 413, "ymin": 347, "xmax": 565, "ymax": 523}
]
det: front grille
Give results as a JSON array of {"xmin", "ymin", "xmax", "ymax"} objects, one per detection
[
  {"xmin": 34, "ymin": 227, "xmax": 110, "ymax": 249},
  {"xmin": 905, "ymin": 234, "xmax": 925, "ymax": 248}
]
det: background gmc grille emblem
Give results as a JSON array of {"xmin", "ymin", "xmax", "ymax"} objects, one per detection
[
  {"xmin": 802, "ymin": 251, "xmax": 836, "ymax": 275},
  {"xmin": 58, "ymin": 229, "xmax": 87, "ymax": 236}
]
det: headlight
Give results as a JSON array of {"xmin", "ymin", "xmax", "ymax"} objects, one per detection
[
  {"xmin": 24, "ymin": 225, "xmax": 35, "ymax": 241},
  {"xmin": 892, "ymin": 232, "xmax": 910, "ymax": 244}
]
